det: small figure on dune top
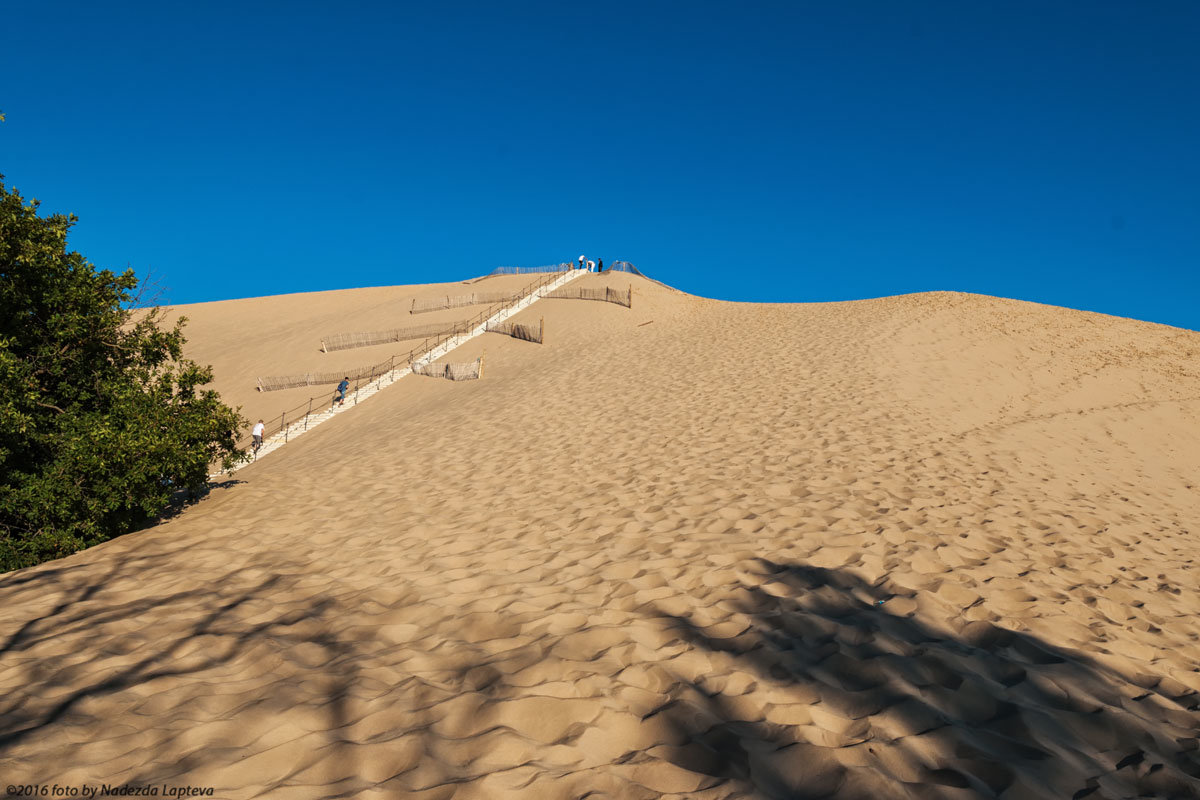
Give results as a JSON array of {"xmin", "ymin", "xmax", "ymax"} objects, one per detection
[{"xmin": 333, "ymin": 377, "xmax": 350, "ymax": 408}]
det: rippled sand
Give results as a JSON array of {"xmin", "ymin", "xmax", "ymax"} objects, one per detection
[{"xmin": 2, "ymin": 274, "xmax": 1198, "ymax": 798}]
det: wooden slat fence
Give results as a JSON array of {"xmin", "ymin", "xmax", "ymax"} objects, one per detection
[
  {"xmin": 410, "ymin": 290, "xmax": 523, "ymax": 315},
  {"xmin": 489, "ymin": 263, "xmax": 573, "ymax": 275},
  {"xmin": 321, "ymin": 320, "xmax": 471, "ymax": 352},
  {"xmin": 412, "ymin": 357, "xmax": 483, "ymax": 381},
  {"xmin": 256, "ymin": 356, "xmax": 398, "ymax": 392},
  {"xmin": 546, "ymin": 284, "xmax": 632, "ymax": 308},
  {"xmin": 485, "ymin": 317, "xmax": 544, "ymax": 344}
]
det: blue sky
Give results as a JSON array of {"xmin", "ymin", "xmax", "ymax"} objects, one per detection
[{"xmin": 3, "ymin": 1, "xmax": 1198, "ymax": 329}]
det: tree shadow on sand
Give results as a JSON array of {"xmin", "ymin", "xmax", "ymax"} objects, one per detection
[
  {"xmin": 160, "ymin": 476, "xmax": 248, "ymax": 520},
  {"xmin": 649, "ymin": 559, "xmax": 1200, "ymax": 800},
  {"xmin": 0, "ymin": 547, "xmax": 381, "ymax": 795},
  {"xmin": 4, "ymin": 552, "xmax": 1199, "ymax": 798}
]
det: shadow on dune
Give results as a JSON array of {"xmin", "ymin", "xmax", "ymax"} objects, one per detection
[
  {"xmin": 0, "ymin": 550, "xmax": 370, "ymax": 792},
  {"xmin": 649, "ymin": 559, "xmax": 1200, "ymax": 800},
  {"xmin": 27, "ymin": 478, "xmax": 256, "ymax": 551},
  {"xmin": 3, "ymin": 553, "xmax": 1199, "ymax": 798},
  {"xmin": 160, "ymin": 476, "xmax": 247, "ymax": 518}
]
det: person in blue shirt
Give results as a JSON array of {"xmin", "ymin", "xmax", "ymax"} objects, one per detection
[{"xmin": 333, "ymin": 377, "xmax": 350, "ymax": 408}]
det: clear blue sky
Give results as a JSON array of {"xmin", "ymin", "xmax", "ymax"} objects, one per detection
[{"xmin": 3, "ymin": 1, "xmax": 1198, "ymax": 330}]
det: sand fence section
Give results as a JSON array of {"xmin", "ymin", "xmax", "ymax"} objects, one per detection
[
  {"xmin": 488, "ymin": 260, "xmax": 646, "ymax": 277},
  {"xmin": 485, "ymin": 316, "xmax": 544, "ymax": 344},
  {"xmin": 488, "ymin": 262, "xmax": 574, "ymax": 275},
  {"xmin": 319, "ymin": 320, "xmax": 470, "ymax": 353},
  {"xmin": 256, "ymin": 356, "xmax": 401, "ymax": 392},
  {"xmin": 224, "ymin": 269, "xmax": 583, "ymax": 472},
  {"xmin": 409, "ymin": 290, "xmax": 524, "ymax": 315},
  {"xmin": 546, "ymin": 283, "xmax": 632, "ymax": 309},
  {"xmin": 413, "ymin": 356, "xmax": 484, "ymax": 381}
]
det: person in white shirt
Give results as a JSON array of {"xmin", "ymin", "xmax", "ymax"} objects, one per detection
[
  {"xmin": 586, "ymin": 259, "xmax": 595, "ymax": 272},
  {"xmin": 578, "ymin": 254, "xmax": 585, "ymax": 270},
  {"xmin": 251, "ymin": 419, "xmax": 265, "ymax": 452}
]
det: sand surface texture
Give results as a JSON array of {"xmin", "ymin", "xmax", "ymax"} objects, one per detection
[{"xmin": 2, "ymin": 274, "xmax": 1199, "ymax": 799}]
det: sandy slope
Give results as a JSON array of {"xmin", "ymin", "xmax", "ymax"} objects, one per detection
[
  {"xmin": 2, "ymin": 273, "xmax": 1198, "ymax": 799},
  {"xmin": 163, "ymin": 273, "xmax": 546, "ymax": 426}
]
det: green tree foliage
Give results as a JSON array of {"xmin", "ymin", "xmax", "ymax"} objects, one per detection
[{"xmin": 0, "ymin": 178, "xmax": 246, "ymax": 571}]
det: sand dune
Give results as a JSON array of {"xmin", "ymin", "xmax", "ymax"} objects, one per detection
[{"xmin": 2, "ymin": 273, "xmax": 1198, "ymax": 798}]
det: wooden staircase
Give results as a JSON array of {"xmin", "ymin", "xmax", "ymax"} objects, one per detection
[{"xmin": 221, "ymin": 269, "xmax": 587, "ymax": 474}]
